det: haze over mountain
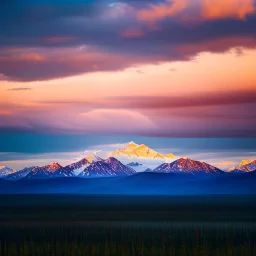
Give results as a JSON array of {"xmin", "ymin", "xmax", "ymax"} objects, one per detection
[
  {"xmin": 126, "ymin": 162, "xmax": 148, "ymax": 172},
  {"xmin": 1, "ymin": 170, "xmax": 256, "ymax": 195}
]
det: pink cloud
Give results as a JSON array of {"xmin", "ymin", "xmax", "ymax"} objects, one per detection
[
  {"xmin": 1, "ymin": 34, "xmax": 255, "ymax": 82},
  {"xmin": 136, "ymin": 0, "xmax": 255, "ymax": 25},
  {"xmin": 201, "ymin": 0, "xmax": 255, "ymax": 20},
  {"xmin": 79, "ymin": 109, "xmax": 156, "ymax": 133},
  {"xmin": 138, "ymin": 0, "xmax": 188, "ymax": 22}
]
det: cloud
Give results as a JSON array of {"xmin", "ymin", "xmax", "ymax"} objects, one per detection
[
  {"xmin": 0, "ymin": 89, "xmax": 255, "ymax": 137},
  {"xmin": 136, "ymin": 69, "xmax": 144, "ymax": 74},
  {"xmin": 78, "ymin": 109, "xmax": 157, "ymax": 133},
  {"xmin": 0, "ymin": 107, "xmax": 157, "ymax": 134},
  {"xmin": 1, "ymin": 36, "xmax": 255, "ymax": 82},
  {"xmin": 138, "ymin": 0, "xmax": 188, "ymax": 22},
  {"xmin": 7, "ymin": 87, "xmax": 32, "ymax": 91},
  {"xmin": 213, "ymin": 161, "xmax": 237, "ymax": 170},
  {"xmin": 0, "ymin": 0, "xmax": 255, "ymax": 81},
  {"xmin": 107, "ymin": 90, "xmax": 256, "ymax": 109},
  {"xmin": 0, "ymin": 47, "xmax": 144, "ymax": 81},
  {"xmin": 136, "ymin": 0, "xmax": 255, "ymax": 23},
  {"xmin": 0, "ymin": 151, "xmax": 83, "ymax": 170},
  {"xmin": 201, "ymin": 0, "xmax": 255, "ymax": 20},
  {"xmin": 176, "ymin": 37, "xmax": 256, "ymax": 57}
]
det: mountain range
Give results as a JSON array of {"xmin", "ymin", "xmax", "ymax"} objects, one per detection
[
  {"xmin": 1, "ymin": 142, "xmax": 255, "ymax": 183},
  {"xmin": 79, "ymin": 157, "xmax": 135, "ymax": 177},
  {"xmin": 2, "ymin": 156, "xmax": 255, "ymax": 181},
  {"xmin": 25, "ymin": 162, "xmax": 63, "ymax": 179},
  {"xmin": 228, "ymin": 160, "xmax": 256, "ymax": 173},
  {"xmin": 153, "ymin": 158, "xmax": 223, "ymax": 175}
]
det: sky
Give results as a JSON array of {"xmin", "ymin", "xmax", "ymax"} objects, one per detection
[{"xmin": 0, "ymin": 0, "xmax": 256, "ymax": 169}]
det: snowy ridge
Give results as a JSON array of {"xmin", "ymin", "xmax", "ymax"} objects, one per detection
[
  {"xmin": 229, "ymin": 160, "xmax": 256, "ymax": 173},
  {"xmin": 109, "ymin": 141, "xmax": 176, "ymax": 161},
  {"xmin": 56, "ymin": 158, "xmax": 90, "ymax": 177},
  {"xmin": 79, "ymin": 157, "xmax": 135, "ymax": 177},
  {"xmin": 153, "ymin": 158, "xmax": 223, "ymax": 175},
  {"xmin": 5, "ymin": 167, "xmax": 35, "ymax": 180},
  {"xmin": 4, "ymin": 141, "xmax": 255, "ymax": 181},
  {"xmin": 85, "ymin": 154, "xmax": 104, "ymax": 163},
  {"xmin": 25, "ymin": 162, "xmax": 63, "ymax": 179},
  {"xmin": 0, "ymin": 166, "xmax": 15, "ymax": 177},
  {"xmin": 0, "ymin": 165, "xmax": 16, "ymax": 178}
]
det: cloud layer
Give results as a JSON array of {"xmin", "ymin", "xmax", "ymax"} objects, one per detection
[
  {"xmin": 0, "ymin": 0, "xmax": 256, "ymax": 138},
  {"xmin": 0, "ymin": 0, "xmax": 255, "ymax": 81},
  {"xmin": 0, "ymin": 90, "xmax": 255, "ymax": 137}
]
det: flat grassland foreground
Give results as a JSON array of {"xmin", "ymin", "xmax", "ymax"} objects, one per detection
[{"xmin": 0, "ymin": 195, "xmax": 256, "ymax": 255}]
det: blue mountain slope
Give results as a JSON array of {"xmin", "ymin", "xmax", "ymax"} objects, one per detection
[
  {"xmin": 5, "ymin": 167, "xmax": 35, "ymax": 180},
  {"xmin": 79, "ymin": 157, "xmax": 135, "ymax": 177}
]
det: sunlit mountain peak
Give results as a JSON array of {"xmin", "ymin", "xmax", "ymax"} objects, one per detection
[
  {"xmin": 238, "ymin": 159, "xmax": 255, "ymax": 167},
  {"xmin": 109, "ymin": 141, "xmax": 176, "ymax": 160}
]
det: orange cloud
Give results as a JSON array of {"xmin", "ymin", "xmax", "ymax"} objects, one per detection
[
  {"xmin": 121, "ymin": 28, "xmax": 144, "ymax": 38},
  {"xmin": 138, "ymin": 0, "xmax": 188, "ymax": 22},
  {"xmin": 136, "ymin": 0, "xmax": 255, "ymax": 25},
  {"xmin": 212, "ymin": 161, "xmax": 237, "ymax": 169},
  {"xmin": 201, "ymin": 0, "xmax": 255, "ymax": 20}
]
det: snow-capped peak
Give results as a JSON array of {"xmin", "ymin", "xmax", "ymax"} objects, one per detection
[
  {"xmin": 0, "ymin": 165, "xmax": 15, "ymax": 177},
  {"xmin": 229, "ymin": 159, "xmax": 256, "ymax": 173},
  {"xmin": 238, "ymin": 159, "xmax": 255, "ymax": 167},
  {"xmin": 79, "ymin": 157, "xmax": 135, "ymax": 177},
  {"xmin": 126, "ymin": 141, "xmax": 139, "ymax": 149},
  {"xmin": 48, "ymin": 162, "xmax": 62, "ymax": 171},
  {"xmin": 49, "ymin": 162, "xmax": 61, "ymax": 167},
  {"xmin": 109, "ymin": 141, "xmax": 176, "ymax": 161},
  {"xmin": 153, "ymin": 158, "xmax": 223, "ymax": 175},
  {"xmin": 85, "ymin": 154, "xmax": 103, "ymax": 163}
]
